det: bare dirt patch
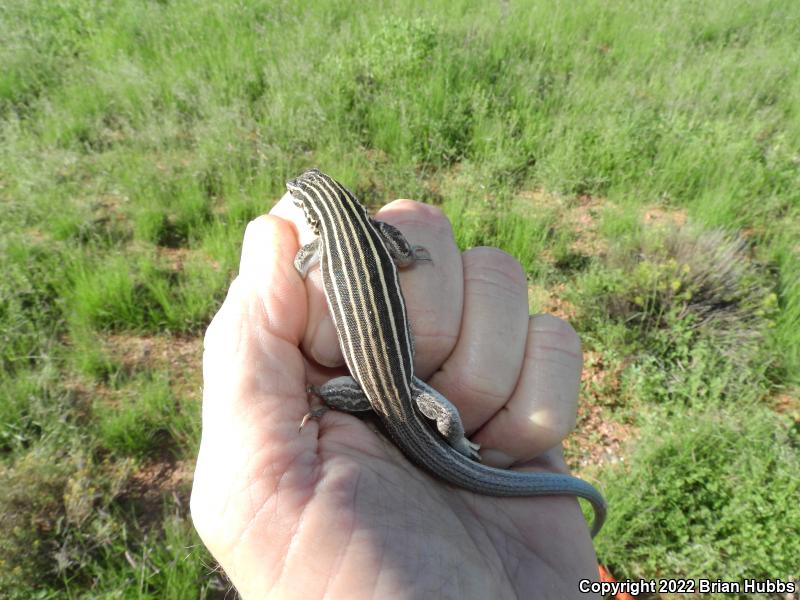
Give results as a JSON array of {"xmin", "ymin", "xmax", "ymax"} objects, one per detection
[
  {"xmin": 23, "ymin": 227, "xmax": 53, "ymax": 244},
  {"xmin": 88, "ymin": 193, "xmax": 133, "ymax": 239},
  {"xmin": 516, "ymin": 188, "xmax": 559, "ymax": 209},
  {"xmin": 567, "ymin": 403, "xmax": 633, "ymax": 468},
  {"xmin": 79, "ymin": 333, "xmax": 202, "ymax": 528},
  {"xmin": 529, "ymin": 282, "xmax": 578, "ymax": 321},
  {"xmin": 771, "ymin": 390, "xmax": 800, "ymax": 424},
  {"xmin": 102, "ymin": 333, "xmax": 203, "ymax": 399},
  {"xmin": 569, "ymin": 194, "xmax": 610, "ymax": 257},
  {"xmin": 566, "ymin": 350, "xmax": 636, "ymax": 469},
  {"xmin": 126, "ymin": 457, "xmax": 194, "ymax": 497},
  {"xmin": 62, "ymin": 333, "xmax": 202, "ymax": 416},
  {"xmin": 156, "ymin": 246, "xmax": 195, "ymax": 272},
  {"xmin": 642, "ymin": 205, "xmax": 688, "ymax": 229},
  {"xmin": 530, "ymin": 289, "xmax": 636, "ymax": 468},
  {"xmin": 517, "ymin": 190, "xmax": 611, "ymax": 258},
  {"xmin": 120, "ymin": 458, "xmax": 195, "ymax": 530}
]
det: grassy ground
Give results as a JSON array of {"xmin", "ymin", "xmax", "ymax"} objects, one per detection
[{"xmin": 1, "ymin": 0, "xmax": 798, "ymax": 597}]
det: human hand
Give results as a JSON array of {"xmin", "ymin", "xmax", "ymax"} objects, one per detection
[{"xmin": 191, "ymin": 197, "xmax": 599, "ymax": 599}]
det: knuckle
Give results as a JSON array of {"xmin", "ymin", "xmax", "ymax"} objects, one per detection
[
  {"xmin": 463, "ymin": 247, "xmax": 527, "ymax": 293},
  {"xmin": 384, "ymin": 200, "xmax": 452, "ymax": 235},
  {"xmin": 530, "ymin": 313, "xmax": 582, "ymax": 356}
]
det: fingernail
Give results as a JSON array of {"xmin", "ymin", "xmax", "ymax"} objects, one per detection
[{"xmin": 479, "ymin": 449, "xmax": 515, "ymax": 468}]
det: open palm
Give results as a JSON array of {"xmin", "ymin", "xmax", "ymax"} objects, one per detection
[{"xmin": 191, "ymin": 199, "xmax": 599, "ymax": 599}]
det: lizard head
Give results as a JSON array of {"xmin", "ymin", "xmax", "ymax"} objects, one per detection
[{"xmin": 286, "ymin": 169, "xmax": 323, "ymax": 234}]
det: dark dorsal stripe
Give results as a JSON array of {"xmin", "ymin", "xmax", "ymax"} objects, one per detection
[
  {"xmin": 287, "ymin": 170, "xmax": 415, "ymax": 421},
  {"xmin": 287, "ymin": 169, "xmax": 607, "ymax": 536}
]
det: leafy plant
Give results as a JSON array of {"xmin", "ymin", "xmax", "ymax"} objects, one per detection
[{"xmin": 595, "ymin": 407, "xmax": 800, "ymax": 582}]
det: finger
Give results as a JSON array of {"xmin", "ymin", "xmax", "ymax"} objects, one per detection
[
  {"xmin": 270, "ymin": 191, "xmax": 315, "ymax": 245},
  {"xmin": 376, "ymin": 200, "xmax": 463, "ymax": 378},
  {"xmin": 428, "ymin": 247, "xmax": 529, "ymax": 432},
  {"xmin": 207, "ymin": 215, "xmax": 307, "ymax": 414},
  {"xmin": 474, "ymin": 314, "xmax": 583, "ymax": 467},
  {"xmin": 271, "ymin": 192, "xmax": 342, "ymax": 368},
  {"xmin": 282, "ymin": 197, "xmax": 465, "ymax": 378}
]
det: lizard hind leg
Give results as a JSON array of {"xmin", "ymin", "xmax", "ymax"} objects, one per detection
[
  {"xmin": 315, "ymin": 376, "xmax": 374, "ymax": 414},
  {"xmin": 412, "ymin": 378, "xmax": 481, "ymax": 461},
  {"xmin": 300, "ymin": 378, "xmax": 372, "ymax": 431}
]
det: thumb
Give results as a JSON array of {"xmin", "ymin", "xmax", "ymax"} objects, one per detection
[{"xmin": 191, "ymin": 216, "xmax": 319, "ymax": 558}]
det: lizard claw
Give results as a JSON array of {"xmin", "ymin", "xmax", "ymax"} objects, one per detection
[
  {"xmin": 412, "ymin": 245, "xmax": 433, "ymax": 263},
  {"xmin": 453, "ymin": 438, "xmax": 482, "ymax": 462},
  {"xmin": 298, "ymin": 407, "xmax": 329, "ymax": 432},
  {"xmin": 299, "ymin": 386, "xmax": 329, "ymax": 431}
]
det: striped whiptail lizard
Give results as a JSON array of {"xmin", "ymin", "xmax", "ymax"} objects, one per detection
[{"xmin": 288, "ymin": 168, "xmax": 606, "ymax": 537}]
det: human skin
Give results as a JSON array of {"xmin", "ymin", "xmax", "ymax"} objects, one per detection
[{"xmin": 191, "ymin": 196, "xmax": 600, "ymax": 599}]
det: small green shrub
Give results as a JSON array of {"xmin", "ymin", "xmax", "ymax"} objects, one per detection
[
  {"xmin": 0, "ymin": 446, "xmax": 132, "ymax": 594},
  {"xmin": 594, "ymin": 228, "xmax": 776, "ymax": 347},
  {"xmin": 574, "ymin": 226, "xmax": 777, "ymax": 408},
  {"xmin": 595, "ymin": 407, "xmax": 800, "ymax": 582}
]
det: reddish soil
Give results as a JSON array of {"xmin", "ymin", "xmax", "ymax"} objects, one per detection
[
  {"xmin": 570, "ymin": 194, "xmax": 609, "ymax": 257},
  {"xmin": 642, "ymin": 205, "xmax": 688, "ymax": 228},
  {"xmin": 530, "ymin": 282, "xmax": 579, "ymax": 320},
  {"xmin": 101, "ymin": 332, "xmax": 203, "ymax": 400},
  {"xmin": 567, "ymin": 350, "xmax": 636, "ymax": 469},
  {"xmin": 771, "ymin": 390, "xmax": 800, "ymax": 424}
]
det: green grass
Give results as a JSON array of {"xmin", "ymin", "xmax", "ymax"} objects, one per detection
[
  {"xmin": 595, "ymin": 407, "xmax": 800, "ymax": 582},
  {"xmin": 1, "ymin": 0, "xmax": 799, "ymax": 596},
  {"xmin": 94, "ymin": 371, "xmax": 189, "ymax": 460}
]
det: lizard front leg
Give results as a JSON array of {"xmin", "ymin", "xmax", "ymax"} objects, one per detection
[
  {"xmin": 294, "ymin": 238, "xmax": 321, "ymax": 278},
  {"xmin": 373, "ymin": 220, "xmax": 432, "ymax": 267}
]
